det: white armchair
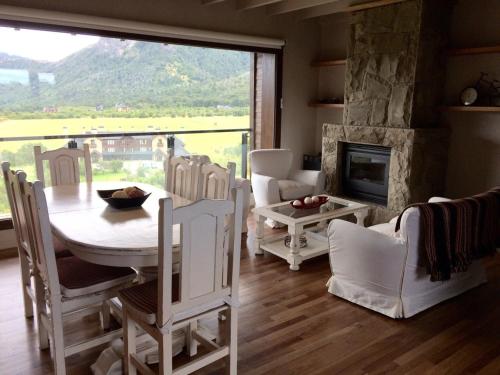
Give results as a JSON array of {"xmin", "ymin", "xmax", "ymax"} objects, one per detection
[
  {"xmin": 327, "ymin": 197, "xmax": 487, "ymax": 318},
  {"xmin": 250, "ymin": 149, "xmax": 325, "ymax": 208}
]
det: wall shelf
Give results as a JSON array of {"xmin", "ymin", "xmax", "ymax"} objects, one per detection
[
  {"xmin": 440, "ymin": 106, "xmax": 500, "ymax": 113},
  {"xmin": 309, "ymin": 102, "xmax": 345, "ymax": 109},
  {"xmin": 447, "ymin": 45, "xmax": 500, "ymax": 56},
  {"xmin": 311, "ymin": 59, "xmax": 347, "ymax": 67}
]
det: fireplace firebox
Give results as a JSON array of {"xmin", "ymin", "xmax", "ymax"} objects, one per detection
[{"xmin": 342, "ymin": 143, "xmax": 391, "ymax": 205}]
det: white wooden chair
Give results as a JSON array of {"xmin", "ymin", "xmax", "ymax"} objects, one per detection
[
  {"xmin": 164, "ymin": 149, "xmax": 196, "ymax": 200},
  {"xmin": 195, "ymin": 162, "xmax": 236, "ymax": 200},
  {"xmin": 18, "ymin": 174, "xmax": 137, "ymax": 375},
  {"xmin": 2, "ymin": 162, "xmax": 37, "ymax": 319},
  {"xmin": 119, "ymin": 187, "xmax": 243, "ymax": 375},
  {"xmin": 34, "ymin": 144, "xmax": 92, "ymax": 187}
]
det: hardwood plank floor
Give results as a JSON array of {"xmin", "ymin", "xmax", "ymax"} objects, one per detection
[{"xmin": 0, "ymin": 228, "xmax": 498, "ymax": 374}]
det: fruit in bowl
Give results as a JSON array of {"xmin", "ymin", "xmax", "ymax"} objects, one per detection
[
  {"xmin": 291, "ymin": 195, "xmax": 329, "ymax": 209},
  {"xmin": 111, "ymin": 186, "xmax": 145, "ymax": 199}
]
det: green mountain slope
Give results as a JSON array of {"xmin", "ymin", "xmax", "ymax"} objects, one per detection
[{"xmin": 0, "ymin": 38, "xmax": 251, "ymax": 110}]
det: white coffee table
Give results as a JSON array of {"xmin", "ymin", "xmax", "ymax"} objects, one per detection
[{"xmin": 252, "ymin": 196, "xmax": 369, "ymax": 271}]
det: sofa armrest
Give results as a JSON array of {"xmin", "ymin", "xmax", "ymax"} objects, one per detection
[
  {"xmin": 250, "ymin": 172, "xmax": 281, "ymax": 207},
  {"xmin": 328, "ymin": 219, "xmax": 407, "ymax": 291},
  {"xmin": 288, "ymin": 169, "xmax": 325, "ymax": 195},
  {"xmin": 428, "ymin": 196, "xmax": 451, "ymax": 203}
]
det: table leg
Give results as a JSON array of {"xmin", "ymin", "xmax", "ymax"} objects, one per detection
[
  {"xmin": 354, "ymin": 208, "xmax": 369, "ymax": 227},
  {"xmin": 254, "ymin": 214, "xmax": 265, "ymax": 255},
  {"xmin": 286, "ymin": 224, "xmax": 303, "ymax": 271}
]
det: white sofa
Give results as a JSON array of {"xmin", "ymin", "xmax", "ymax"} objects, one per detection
[
  {"xmin": 249, "ymin": 149, "xmax": 325, "ymax": 208},
  {"xmin": 327, "ymin": 197, "xmax": 487, "ymax": 318}
]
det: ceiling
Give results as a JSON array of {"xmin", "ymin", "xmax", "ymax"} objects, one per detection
[{"xmin": 201, "ymin": 0, "xmax": 407, "ymax": 19}]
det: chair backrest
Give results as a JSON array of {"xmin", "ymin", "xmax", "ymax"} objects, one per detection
[
  {"xmin": 18, "ymin": 175, "xmax": 60, "ymax": 296},
  {"xmin": 157, "ymin": 188, "xmax": 243, "ymax": 326},
  {"xmin": 34, "ymin": 144, "xmax": 92, "ymax": 187},
  {"xmin": 1, "ymin": 163, "xmax": 34, "ymax": 261},
  {"xmin": 164, "ymin": 150, "xmax": 196, "ymax": 200},
  {"xmin": 249, "ymin": 149, "xmax": 293, "ymax": 180},
  {"xmin": 196, "ymin": 162, "xmax": 236, "ymax": 200}
]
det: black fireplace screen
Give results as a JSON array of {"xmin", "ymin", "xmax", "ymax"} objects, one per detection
[{"xmin": 342, "ymin": 143, "xmax": 391, "ymax": 205}]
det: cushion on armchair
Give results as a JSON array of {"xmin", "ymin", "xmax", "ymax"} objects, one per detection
[{"xmin": 278, "ymin": 180, "xmax": 314, "ymax": 200}]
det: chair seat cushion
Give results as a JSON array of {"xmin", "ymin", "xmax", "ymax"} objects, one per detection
[
  {"xmin": 53, "ymin": 235, "xmax": 73, "ymax": 258},
  {"xmin": 118, "ymin": 276, "xmax": 180, "ymax": 325},
  {"xmin": 278, "ymin": 180, "xmax": 314, "ymax": 200},
  {"xmin": 57, "ymin": 256, "xmax": 136, "ymax": 298}
]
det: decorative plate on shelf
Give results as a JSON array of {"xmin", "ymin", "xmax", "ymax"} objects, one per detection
[
  {"xmin": 460, "ymin": 87, "xmax": 478, "ymax": 106},
  {"xmin": 290, "ymin": 196, "xmax": 329, "ymax": 210}
]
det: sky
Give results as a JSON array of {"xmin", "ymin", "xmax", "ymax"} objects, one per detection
[{"xmin": 0, "ymin": 27, "xmax": 99, "ymax": 62}]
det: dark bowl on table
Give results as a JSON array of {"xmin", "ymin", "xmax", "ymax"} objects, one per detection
[{"xmin": 97, "ymin": 187, "xmax": 151, "ymax": 209}]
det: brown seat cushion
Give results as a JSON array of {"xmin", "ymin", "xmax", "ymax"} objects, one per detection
[
  {"xmin": 119, "ymin": 275, "xmax": 179, "ymax": 325},
  {"xmin": 57, "ymin": 256, "xmax": 136, "ymax": 298},
  {"xmin": 53, "ymin": 235, "xmax": 73, "ymax": 258}
]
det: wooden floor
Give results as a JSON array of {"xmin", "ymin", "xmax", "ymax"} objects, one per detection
[{"xmin": 0, "ymin": 229, "xmax": 499, "ymax": 374}]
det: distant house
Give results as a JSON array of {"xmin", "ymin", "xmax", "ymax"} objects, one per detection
[
  {"xmin": 95, "ymin": 104, "xmax": 104, "ymax": 111},
  {"xmin": 42, "ymin": 106, "xmax": 58, "ymax": 113},
  {"xmin": 82, "ymin": 133, "xmax": 187, "ymax": 161},
  {"xmin": 114, "ymin": 103, "xmax": 131, "ymax": 112}
]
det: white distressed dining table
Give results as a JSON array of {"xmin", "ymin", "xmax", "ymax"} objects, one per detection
[{"xmin": 45, "ymin": 181, "xmax": 191, "ymax": 268}]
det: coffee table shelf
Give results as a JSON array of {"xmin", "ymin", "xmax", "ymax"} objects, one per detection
[{"xmin": 252, "ymin": 196, "xmax": 369, "ymax": 271}]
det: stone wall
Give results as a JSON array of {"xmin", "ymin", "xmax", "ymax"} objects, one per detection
[
  {"xmin": 343, "ymin": 0, "xmax": 452, "ymax": 129},
  {"xmin": 322, "ymin": 123, "xmax": 449, "ymax": 223}
]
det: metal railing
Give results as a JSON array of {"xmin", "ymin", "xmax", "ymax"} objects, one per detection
[{"xmin": 0, "ymin": 128, "xmax": 252, "ymax": 178}]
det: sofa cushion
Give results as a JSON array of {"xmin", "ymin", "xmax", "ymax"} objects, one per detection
[
  {"xmin": 278, "ymin": 180, "xmax": 314, "ymax": 200},
  {"xmin": 369, "ymin": 222, "xmax": 398, "ymax": 237},
  {"xmin": 119, "ymin": 275, "xmax": 180, "ymax": 325},
  {"xmin": 57, "ymin": 256, "xmax": 136, "ymax": 298}
]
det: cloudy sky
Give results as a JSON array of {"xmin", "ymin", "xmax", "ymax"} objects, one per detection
[{"xmin": 0, "ymin": 26, "xmax": 99, "ymax": 61}]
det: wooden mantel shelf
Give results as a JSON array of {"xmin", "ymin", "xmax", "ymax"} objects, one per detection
[
  {"xmin": 447, "ymin": 45, "xmax": 500, "ymax": 56},
  {"xmin": 311, "ymin": 59, "xmax": 347, "ymax": 67},
  {"xmin": 309, "ymin": 102, "xmax": 345, "ymax": 109},
  {"xmin": 440, "ymin": 106, "xmax": 500, "ymax": 113}
]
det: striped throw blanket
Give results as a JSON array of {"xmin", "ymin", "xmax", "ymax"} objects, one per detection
[{"xmin": 395, "ymin": 187, "xmax": 500, "ymax": 281}]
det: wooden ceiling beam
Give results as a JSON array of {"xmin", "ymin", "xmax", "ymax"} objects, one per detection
[
  {"xmin": 268, "ymin": 0, "xmax": 342, "ymax": 15},
  {"xmin": 202, "ymin": 0, "xmax": 229, "ymax": 5},
  {"xmin": 300, "ymin": 0, "xmax": 407, "ymax": 18},
  {"xmin": 237, "ymin": 0, "xmax": 284, "ymax": 10}
]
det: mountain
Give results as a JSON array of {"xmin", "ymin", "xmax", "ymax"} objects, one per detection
[{"xmin": 0, "ymin": 38, "xmax": 251, "ymax": 110}]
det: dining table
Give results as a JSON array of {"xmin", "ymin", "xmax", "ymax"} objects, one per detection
[{"xmin": 45, "ymin": 181, "xmax": 191, "ymax": 268}]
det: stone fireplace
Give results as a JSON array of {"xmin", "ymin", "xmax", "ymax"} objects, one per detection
[{"xmin": 322, "ymin": 0, "xmax": 452, "ymax": 224}]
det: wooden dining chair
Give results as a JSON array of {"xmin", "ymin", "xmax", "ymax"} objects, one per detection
[
  {"xmin": 195, "ymin": 162, "xmax": 236, "ymax": 200},
  {"xmin": 18, "ymin": 174, "xmax": 137, "ymax": 375},
  {"xmin": 2, "ymin": 162, "xmax": 37, "ymax": 319},
  {"xmin": 164, "ymin": 149, "xmax": 196, "ymax": 200},
  {"xmin": 34, "ymin": 144, "xmax": 92, "ymax": 187},
  {"xmin": 119, "ymin": 187, "xmax": 243, "ymax": 375}
]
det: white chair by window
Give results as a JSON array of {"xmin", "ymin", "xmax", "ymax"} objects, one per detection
[
  {"xmin": 164, "ymin": 149, "xmax": 196, "ymax": 200},
  {"xmin": 2, "ymin": 163, "xmax": 73, "ymax": 322},
  {"xmin": 119, "ymin": 188, "xmax": 243, "ymax": 374},
  {"xmin": 195, "ymin": 161, "xmax": 236, "ymax": 200},
  {"xmin": 249, "ymin": 149, "xmax": 325, "ymax": 207},
  {"xmin": 34, "ymin": 144, "xmax": 92, "ymax": 187},
  {"xmin": 18, "ymin": 174, "xmax": 137, "ymax": 375},
  {"xmin": 2, "ymin": 162, "xmax": 37, "ymax": 319}
]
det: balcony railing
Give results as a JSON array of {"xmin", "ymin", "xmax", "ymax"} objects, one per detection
[{"xmin": 0, "ymin": 128, "xmax": 252, "ymax": 218}]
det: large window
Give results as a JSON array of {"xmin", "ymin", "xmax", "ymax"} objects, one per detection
[{"xmin": 0, "ymin": 26, "xmax": 256, "ymax": 216}]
